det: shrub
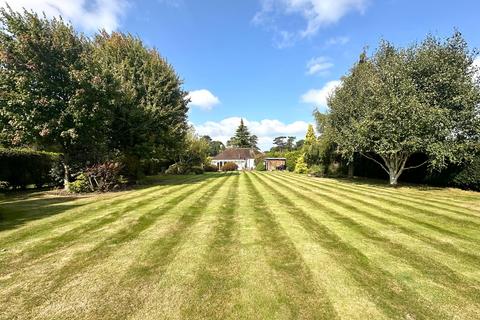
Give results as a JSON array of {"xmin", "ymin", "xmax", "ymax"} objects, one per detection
[
  {"xmin": 294, "ymin": 154, "xmax": 308, "ymax": 174},
  {"xmin": 285, "ymin": 150, "xmax": 301, "ymax": 172},
  {"xmin": 69, "ymin": 173, "xmax": 91, "ymax": 193},
  {"xmin": 0, "ymin": 148, "xmax": 61, "ymax": 189},
  {"xmin": 307, "ymin": 164, "xmax": 325, "ymax": 177},
  {"xmin": 190, "ymin": 166, "xmax": 205, "ymax": 175},
  {"xmin": 255, "ymin": 161, "xmax": 265, "ymax": 171},
  {"xmin": 80, "ymin": 161, "xmax": 126, "ymax": 193},
  {"xmin": 221, "ymin": 162, "xmax": 238, "ymax": 171},
  {"xmin": 204, "ymin": 164, "xmax": 218, "ymax": 172}
]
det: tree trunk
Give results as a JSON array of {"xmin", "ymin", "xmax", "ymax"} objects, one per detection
[
  {"xmin": 348, "ymin": 162, "xmax": 354, "ymax": 178},
  {"xmin": 62, "ymin": 156, "xmax": 70, "ymax": 192}
]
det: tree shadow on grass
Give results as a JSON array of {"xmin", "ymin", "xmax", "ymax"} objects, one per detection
[
  {"xmin": 0, "ymin": 173, "xmax": 228, "ymax": 233},
  {"xmin": 0, "ymin": 196, "xmax": 85, "ymax": 233}
]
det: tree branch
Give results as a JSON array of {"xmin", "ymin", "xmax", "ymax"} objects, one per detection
[
  {"xmin": 360, "ymin": 152, "xmax": 390, "ymax": 174},
  {"xmin": 403, "ymin": 160, "xmax": 429, "ymax": 171}
]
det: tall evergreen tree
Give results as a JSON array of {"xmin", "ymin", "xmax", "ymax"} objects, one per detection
[{"xmin": 227, "ymin": 119, "xmax": 258, "ymax": 149}]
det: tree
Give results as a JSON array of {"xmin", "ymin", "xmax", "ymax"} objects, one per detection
[
  {"xmin": 272, "ymin": 136, "xmax": 287, "ymax": 152},
  {"xmin": 328, "ymin": 32, "xmax": 480, "ymax": 185},
  {"xmin": 294, "ymin": 154, "xmax": 308, "ymax": 173},
  {"xmin": 227, "ymin": 119, "xmax": 258, "ymax": 149},
  {"xmin": 201, "ymin": 135, "xmax": 225, "ymax": 156},
  {"xmin": 178, "ymin": 130, "xmax": 209, "ymax": 168},
  {"xmin": 0, "ymin": 8, "xmax": 116, "ymax": 189},
  {"xmin": 295, "ymin": 139, "xmax": 305, "ymax": 150},
  {"xmin": 286, "ymin": 136, "xmax": 296, "ymax": 150},
  {"xmin": 304, "ymin": 124, "xmax": 316, "ymax": 145},
  {"xmin": 93, "ymin": 32, "xmax": 189, "ymax": 176}
]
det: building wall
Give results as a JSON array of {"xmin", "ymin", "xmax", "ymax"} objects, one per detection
[
  {"xmin": 212, "ymin": 159, "xmax": 255, "ymax": 170},
  {"xmin": 265, "ymin": 159, "xmax": 286, "ymax": 171}
]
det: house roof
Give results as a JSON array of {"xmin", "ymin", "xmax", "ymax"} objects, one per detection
[{"xmin": 213, "ymin": 148, "xmax": 258, "ymax": 160}]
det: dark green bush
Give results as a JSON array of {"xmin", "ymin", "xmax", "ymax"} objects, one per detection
[
  {"xmin": 204, "ymin": 164, "xmax": 218, "ymax": 172},
  {"xmin": 190, "ymin": 166, "xmax": 205, "ymax": 175},
  {"xmin": 221, "ymin": 162, "xmax": 238, "ymax": 171},
  {"xmin": 69, "ymin": 173, "xmax": 91, "ymax": 193},
  {"xmin": 0, "ymin": 148, "xmax": 61, "ymax": 189}
]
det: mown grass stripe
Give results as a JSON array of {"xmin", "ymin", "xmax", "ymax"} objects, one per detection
[
  {"xmin": 329, "ymin": 177, "xmax": 480, "ymax": 213},
  {"xmin": 2, "ymin": 174, "xmax": 226, "ymax": 311},
  {"xmin": 0, "ymin": 175, "xmax": 210, "ymax": 273},
  {"xmin": 273, "ymin": 172, "xmax": 480, "ymax": 269},
  {"xmin": 249, "ymin": 172, "xmax": 449, "ymax": 319},
  {"xmin": 259, "ymin": 172, "xmax": 480, "ymax": 305},
  {"xmin": 181, "ymin": 173, "xmax": 241, "ymax": 319},
  {"xmin": 87, "ymin": 173, "xmax": 234, "ymax": 319},
  {"xmin": 280, "ymin": 172, "xmax": 480, "ymax": 236},
  {"xmin": 288, "ymin": 172, "xmax": 480, "ymax": 222},
  {"xmin": 243, "ymin": 172, "xmax": 338, "ymax": 320},
  {"xmin": 0, "ymin": 174, "xmax": 203, "ymax": 247}
]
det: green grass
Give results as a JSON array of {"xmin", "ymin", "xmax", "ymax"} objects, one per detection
[{"xmin": 1, "ymin": 172, "xmax": 480, "ymax": 319}]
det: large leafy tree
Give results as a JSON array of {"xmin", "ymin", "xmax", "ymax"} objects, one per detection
[
  {"xmin": 227, "ymin": 119, "xmax": 258, "ymax": 149},
  {"xmin": 93, "ymin": 32, "xmax": 189, "ymax": 171},
  {"xmin": 201, "ymin": 135, "xmax": 225, "ymax": 156},
  {"xmin": 327, "ymin": 32, "xmax": 480, "ymax": 185},
  {"xmin": 0, "ymin": 8, "xmax": 115, "ymax": 188}
]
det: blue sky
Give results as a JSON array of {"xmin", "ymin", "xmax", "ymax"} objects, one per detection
[{"xmin": 3, "ymin": 0, "xmax": 480, "ymax": 150}]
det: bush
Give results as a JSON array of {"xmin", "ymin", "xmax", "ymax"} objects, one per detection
[
  {"xmin": 0, "ymin": 148, "xmax": 61, "ymax": 189},
  {"xmin": 204, "ymin": 164, "xmax": 218, "ymax": 172},
  {"xmin": 221, "ymin": 162, "xmax": 238, "ymax": 171},
  {"xmin": 76, "ymin": 161, "xmax": 126, "ymax": 193},
  {"xmin": 294, "ymin": 154, "xmax": 308, "ymax": 174},
  {"xmin": 307, "ymin": 164, "xmax": 325, "ymax": 177},
  {"xmin": 255, "ymin": 161, "xmax": 265, "ymax": 171},
  {"xmin": 285, "ymin": 150, "xmax": 301, "ymax": 172},
  {"xmin": 69, "ymin": 173, "xmax": 91, "ymax": 193},
  {"xmin": 191, "ymin": 166, "xmax": 204, "ymax": 175}
]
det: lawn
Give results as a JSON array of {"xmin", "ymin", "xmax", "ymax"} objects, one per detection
[{"xmin": 1, "ymin": 172, "xmax": 480, "ymax": 319}]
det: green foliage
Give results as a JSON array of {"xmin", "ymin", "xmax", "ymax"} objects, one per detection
[
  {"xmin": 0, "ymin": 8, "xmax": 115, "ymax": 168},
  {"xmin": 255, "ymin": 161, "xmax": 266, "ymax": 171},
  {"xmin": 304, "ymin": 124, "xmax": 317, "ymax": 146},
  {"xmin": 307, "ymin": 164, "xmax": 325, "ymax": 177},
  {"xmin": 0, "ymin": 148, "xmax": 60, "ymax": 189},
  {"xmin": 328, "ymin": 32, "xmax": 480, "ymax": 185},
  {"xmin": 93, "ymin": 32, "xmax": 189, "ymax": 162},
  {"xmin": 450, "ymin": 158, "xmax": 480, "ymax": 191},
  {"xmin": 227, "ymin": 119, "xmax": 258, "ymax": 149},
  {"xmin": 69, "ymin": 173, "xmax": 91, "ymax": 193},
  {"xmin": 294, "ymin": 154, "xmax": 308, "ymax": 174},
  {"xmin": 221, "ymin": 162, "xmax": 238, "ymax": 171},
  {"xmin": 177, "ymin": 130, "xmax": 210, "ymax": 169},
  {"xmin": 204, "ymin": 164, "xmax": 218, "ymax": 172},
  {"xmin": 271, "ymin": 136, "xmax": 296, "ymax": 152},
  {"xmin": 201, "ymin": 136, "xmax": 225, "ymax": 156},
  {"xmin": 285, "ymin": 150, "xmax": 302, "ymax": 171}
]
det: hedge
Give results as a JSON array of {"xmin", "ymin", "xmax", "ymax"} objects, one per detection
[{"xmin": 0, "ymin": 148, "xmax": 61, "ymax": 189}]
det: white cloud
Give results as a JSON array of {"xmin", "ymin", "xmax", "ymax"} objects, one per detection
[
  {"xmin": 254, "ymin": 0, "xmax": 369, "ymax": 44},
  {"xmin": 0, "ymin": 0, "xmax": 127, "ymax": 33},
  {"xmin": 473, "ymin": 57, "xmax": 480, "ymax": 79},
  {"xmin": 301, "ymin": 80, "xmax": 341, "ymax": 109},
  {"xmin": 306, "ymin": 56, "xmax": 333, "ymax": 75},
  {"xmin": 194, "ymin": 117, "xmax": 310, "ymax": 151},
  {"xmin": 325, "ymin": 36, "xmax": 350, "ymax": 46},
  {"xmin": 187, "ymin": 89, "xmax": 220, "ymax": 111}
]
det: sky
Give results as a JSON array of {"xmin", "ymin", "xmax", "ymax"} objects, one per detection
[{"xmin": 2, "ymin": 0, "xmax": 480, "ymax": 150}]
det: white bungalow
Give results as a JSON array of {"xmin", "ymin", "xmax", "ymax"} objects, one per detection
[{"xmin": 211, "ymin": 148, "xmax": 258, "ymax": 170}]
